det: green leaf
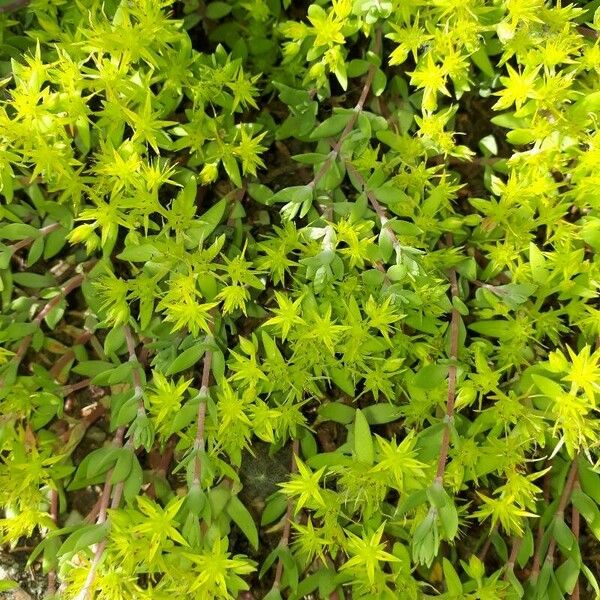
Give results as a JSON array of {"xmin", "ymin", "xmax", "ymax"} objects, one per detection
[
  {"xmin": 117, "ymin": 244, "xmax": 159, "ymax": 262},
  {"xmin": 188, "ymin": 197, "xmax": 228, "ymax": 243},
  {"xmin": 261, "ymin": 493, "xmax": 288, "ymax": 526},
  {"xmin": 0, "ymin": 223, "xmax": 39, "ymax": 240},
  {"xmin": 553, "ymin": 517, "xmax": 575, "ymax": 553},
  {"xmin": 123, "ymin": 457, "xmax": 143, "ymax": 504},
  {"xmin": 362, "ymin": 403, "xmax": 402, "ymax": 425},
  {"xmin": 413, "ymin": 363, "xmax": 447, "ymax": 389},
  {"xmin": 505, "ymin": 568, "xmax": 524, "ymax": 597},
  {"xmin": 166, "ymin": 343, "xmax": 206, "ymax": 375},
  {"xmin": 13, "ymin": 272, "xmax": 56, "ymax": 288},
  {"xmin": 110, "ymin": 448, "xmax": 134, "ymax": 484},
  {"xmin": 329, "ymin": 365, "xmax": 355, "ymax": 395},
  {"xmin": 270, "ymin": 185, "xmax": 313, "ymax": 205},
  {"xmin": 0, "ymin": 581, "xmax": 18, "ymax": 592},
  {"xmin": 91, "ymin": 361, "xmax": 134, "ymax": 386},
  {"xmin": 318, "ymin": 402, "xmax": 355, "ymax": 424},
  {"xmin": 227, "ymin": 495, "xmax": 259, "ymax": 549},
  {"xmin": 205, "ymin": 1, "xmax": 232, "ymax": 19},
  {"xmin": 555, "ymin": 557, "xmax": 580, "ymax": 594},
  {"xmin": 517, "ymin": 527, "xmax": 534, "ymax": 568},
  {"xmin": 104, "ymin": 327, "xmax": 126, "ymax": 356},
  {"xmin": 468, "ymin": 319, "xmax": 513, "ymax": 338},
  {"xmin": 532, "ymin": 375, "xmax": 564, "ymax": 399},
  {"xmin": 309, "ymin": 113, "xmax": 351, "ymax": 140},
  {"xmin": 372, "ymin": 69, "xmax": 386, "ymax": 96},
  {"xmin": 57, "ymin": 523, "xmax": 108, "ymax": 557},
  {"xmin": 442, "ymin": 558, "xmax": 462, "ymax": 595},
  {"xmin": 470, "ymin": 45, "xmax": 495, "ymax": 77},
  {"xmin": 353, "ymin": 409, "xmax": 374, "ymax": 465},
  {"xmin": 72, "ymin": 360, "xmax": 114, "ymax": 378}
]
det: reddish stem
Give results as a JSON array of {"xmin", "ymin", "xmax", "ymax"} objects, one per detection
[
  {"xmin": 309, "ymin": 29, "xmax": 382, "ymax": 191},
  {"xmin": 193, "ymin": 346, "xmax": 213, "ymax": 486},
  {"xmin": 505, "ymin": 535, "xmax": 523, "ymax": 576},
  {"xmin": 532, "ymin": 460, "xmax": 578, "ymax": 580},
  {"xmin": 75, "ymin": 426, "xmax": 126, "ymax": 600},
  {"xmin": 570, "ymin": 474, "xmax": 581, "ymax": 599},
  {"xmin": 62, "ymin": 378, "xmax": 92, "ymax": 395},
  {"xmin": 47, "ymin": 488, "xmax": 59, "ymax": 594},
  {"xmin": 531, "ymin": 466, "xmax": 552, "ymax": 578},
  {"xmin": 124, "ymin": 326, "xmax": 144, "ymax": 394},
  {"xmin": 0, "ymin": 0, "xmax": 30, "ymax": 12},
  {"xmin": 50, "ymin": 329, "xmax": 92, "ymax": 380},
  {"xmin": 435, "ymin": 267, "xmax": 460, "ymax": 485},
  {"xmin": 272, "ymin": 438, "xmax": 300, "ymax": 591},
  {"xmin": 9, "ymin": 222, "xmax": 61, "ymax": 255},
  {"xmin": 12, "ymin": 273, "xmax": 85, "ymax": 366},
  {"xmin": 478, "ymin": 523, "xmax": 497, "ymax": 562}
]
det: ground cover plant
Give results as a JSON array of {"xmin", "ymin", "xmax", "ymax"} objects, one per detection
[{"xmin": 1, "ymin": 0, "xmax": 600, "ymax": 598}]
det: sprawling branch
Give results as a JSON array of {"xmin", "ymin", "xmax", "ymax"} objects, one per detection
[
  {"xmin": 12, "ymin": 273, "xmax": 85, "ymax": 366},
  {"xmin": 531, "ymin": 459, "xmax": 578, "ymax": 580},
  {"xmin": 75, "ymin": 328, "xmax": 149, "ymax": 599},
  {"xmin": 9, "ymin": 222, "xmax": 61, "ymax": 255},
  {"xmin": 193, "ymin": 342, "xmax": 213, "ymax": 486},
  {"xmin": 310, "ymin": 28, "xmax": 382, "ymax": 191},
  {"xmin": 272, "ymin": 438, "xmax": 300, "ymax": 592},
  {"xmin": 571, "ymin": 473, "xmax": 581, "ymax": 599},
  {"xmin": 435, "ymin": 267, "xmax": 460, "ymax": 485},
  {"xmin": 0, "ymin": 0, "xmax": 30, "ymax": 13}
]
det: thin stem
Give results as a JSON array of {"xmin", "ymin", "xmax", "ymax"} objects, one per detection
[
  {"xmin": 505, "ymin": 535, "xmax": 523, "ymax": 576},
  {"xmin": 12, "ymin": 273, "xmax": 85, "ymax": 366},
  {"xmin": 531, "ymin": 465, "xmax": 552, "ymax": 578},
  {"xmin": 193, "ymin": 343, "xmax": 213, "ymax": 486},
  {"xmin": 309, "ymin": 29, "xmax": 382, "ymax": 191},
  {"xmin": 50, "ymin": 329, "xmax": 93, "ymax": 380},
  {"xmin": 62, "ymin": 378, "xmax": 92, "ymax": 395},
  {"xmin": 344, "ymin": 160, "xmax": 400, "ymax": 248},
  {"xmin": 0, "ymin": 0, "xmax": 30, "ymax": 13},
  {"xmin": 272, "ymin": 438, "xmax": 300, "ymax": 591},
  {"xmin": 478, "ymin": 523, "xmax": 497, "ymax": 562},
  {"xmin": 74, "ymin": 426, "xmax": 126, "ymax": 600},
  {"xmin": 47, "ymin": 488, "xmax": 59, "ymax": 595},
  {"xmin": 543, "ymin": 460, "xmax": 578, "ymax": 565},
  {"xmin": 9, "ymin": 222, "xmax": 61, "ymax": 254},
  {"xmin": 578, "ymin": 25, "xmax": 599, "ymax": 40},
  {"xmin": 97, "ymin": 427, "xmax": 126, "ymax": 525},
  {"xmin": 570, "ymin": 474, "xmax": 581, "ymax": 599},
  {"xmin": 435, "ymin": 267, "xmax": 460, "ymax": 485},
  {"xmin": 124, "ymin": 325, "xmax": 144, "ymax": 395}
]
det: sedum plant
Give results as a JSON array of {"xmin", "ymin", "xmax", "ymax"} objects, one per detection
[{"xmin": 0, "ymin": 0, "xmax": 600, "ymax": 598}]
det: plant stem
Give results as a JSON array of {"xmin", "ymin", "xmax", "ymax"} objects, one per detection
[
  {"xmin": 50, "ymin": 329, "xmax": 93, "ymax": 380},
  {"xmin": 124, "ymin": 325, "xmax": 144, "ymax": 396},
  {"xmin": 62, "ymin": 378, "xmax": 92, "ymax": 395},
  {"xmin": 0, "ymin": 0, "xmax": 30, "ymax": 13},
  {"xmin": 435, "ymin": 267, "xmax": 460, "ymax": 485},
  {"xmin": 9, "ymin": 222, "xmax": 61, "ymax": 254},
  {"xmin": 47, "ymin": 488, "xmax": 59, "ymax": 595},
  {"xmin": 272, "ymin": 438, "xmax": 300, "ymax": 591},
  {"xmin": 532, "ymin": 459, "xmax": 578, "ymax": 579},
  {"xmin": 478, "ymin": 523, "xmax": 497, "ymax": 561},
  {"xmin": 344, "ymin": 160, "xmax": 401, "ymax": 250},
  {"xmin": 74, "ymin": 425, "xmax": 126, "ymax": 600},
  {"xmin": 310, "ymin": 29, "xmax": 382, "ymax": 191},
  {"xmin": 193, "ymin": 342, "xmax": 213, "ymax": 486},
  {"xmin": 75, "ymin": 332, "xmax": 146, "ymax": 600},
  {"xmin": 505, "ymin": 535, "xmax": 522, "ymax": 577},
  {"xmin": 531, "ymin": 465, "xmax": 551, "ymax": 578},
  {"xmin": 570, "ymin": 473, "xmax": 581, "ymax": 599},
  {"xmin": 12, "ymin": 273, "xmax": 85, "ymax": 366}
]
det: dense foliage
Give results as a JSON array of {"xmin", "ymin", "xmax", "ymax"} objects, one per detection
[{"xmin": 1, "ymin": 0, "xmax": 600, "ymax": 598}]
